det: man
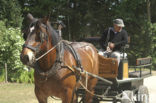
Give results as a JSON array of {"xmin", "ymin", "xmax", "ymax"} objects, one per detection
[{"xmin": 99, "ymin": 18, "xmax": 128, "ymax": 64}]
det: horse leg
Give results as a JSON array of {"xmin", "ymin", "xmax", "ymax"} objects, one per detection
[
  {"xmin": 35, "ymin": 86, "xmax": 48, "ymax": 103},
  {"xmin": 62, "ymin": 88, "xmax": 77, "ymax": 103},
  {"xmin": 36, "ymin": 98, "xmax": 47, "ymax": 103},
  {"xmin": 84, "ymin": 78, "xmax": 97, "ymax": 103}
]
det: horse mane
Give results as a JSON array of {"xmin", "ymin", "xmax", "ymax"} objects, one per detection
[{"xmin": 46, "ymin": 21, "xmax": 60, "ymax": 46}]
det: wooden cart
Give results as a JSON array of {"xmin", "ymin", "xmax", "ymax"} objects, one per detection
[{"xmin": 75, "ymin": 37, "xmax": 152, "ymax": 103}]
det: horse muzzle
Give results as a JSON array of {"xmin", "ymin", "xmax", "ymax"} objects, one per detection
[{"xmin": 20, "ymin": 49, "xmax": 36, "ymax": 67}]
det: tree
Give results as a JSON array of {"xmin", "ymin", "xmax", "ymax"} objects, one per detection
[
  {"xmin": 151, "ymin": 0, "xmax": 156, "ymax": 23},
  {"xmin": 18, "ymin": 0, "xmax": 156, "ymax": 68},
  {"xmin": 0, "ymin": 21, "xmax": 34, "ymax": 83},
  {"xmin": 0, "ymin": 0, "xmax": 23, "ymax": 27}
]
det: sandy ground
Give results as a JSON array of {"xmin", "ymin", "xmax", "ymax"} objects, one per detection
[
  {"xmin": 34, "ymin": 71, "xmax": 156, "ymax": 103},
  {"xmin": 144, "ymin": 72, "xmax": 156, "ymax": 103},
  {"xmin": 0, "ymin": 72, "xmax": 155, "ymax": 103},
  {"xmin": 50, "ymin": 72, "xmax": 156, "ymax": 103}
]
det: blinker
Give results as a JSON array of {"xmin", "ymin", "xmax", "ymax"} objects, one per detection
[{"xmin": 23, "ymin": 44, "xmax": 39, "ymax": 53}]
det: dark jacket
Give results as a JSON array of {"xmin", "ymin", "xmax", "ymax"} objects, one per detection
[{"xmin": 100, "ymin": 27, "xmax": 128, "ymax": 51}]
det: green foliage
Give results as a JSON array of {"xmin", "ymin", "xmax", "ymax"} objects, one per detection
[
  {"xmin": 0, "ymin": 0, "xmax": 156, "ymax": 83},
  {"xmin": 19, "ymin": 0, "xmax": 156, "ymax": 69},
  {"xmin": 108, "ymin": 0, "xmax": 154, "ymax": 66},
  {"xmin": 0, "ymin": 21, "xmax": 34, "ymax": 83},
  {"xmin": 0, "ymin": 0, "xmax": 23, "ymax": 27},
  {"xmin": 0, "ymin": 69, "xmax": 5, "ymax": 82},
  {"xmin": 11, "ymin": 69, "xmax": 34, "ymax": 83},
  {"xmin": 151, "ymin": 0, "xmax": 156, "ymax": 23},
  {"xmin": 150, "ymin": 23, "xmax": 156, "ymax": 69}
]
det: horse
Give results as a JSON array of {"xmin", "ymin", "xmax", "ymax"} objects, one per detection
[{"xmin": 20, "ymin": 13, "xmax": 99, "ymax": 103}]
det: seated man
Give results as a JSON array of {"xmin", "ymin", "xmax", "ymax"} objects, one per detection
[{"xmin": 99, "ymin": 18, "xmax": 128, "ymax": 65}]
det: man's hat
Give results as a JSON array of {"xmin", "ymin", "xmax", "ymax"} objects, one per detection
[{"xmin": 113, "ymin": 19, "xmax": 125, "ymax": 27}]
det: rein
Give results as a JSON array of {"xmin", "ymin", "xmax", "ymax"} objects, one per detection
[
  {"xmin": 35, "ymin": 40, "xmax": 63, "ymax": 61},
  {"xmin": 24, "ymin": 21, "xmax": 83, "ymax": 82},
  {"xmin": 33, "ymin": 39, "xmax": 64, "ymax": 80},
  {"xmin": 34, "ymin": 40, "xmax": 83, "ymax": 83}
]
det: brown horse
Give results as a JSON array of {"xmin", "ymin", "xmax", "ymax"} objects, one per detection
[{"xmin": 20, "ymin": 14, "xmax": 99, "ymax": 103}]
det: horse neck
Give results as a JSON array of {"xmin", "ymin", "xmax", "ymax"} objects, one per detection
[
  {"xmin": 37, "ymin": 23, "xmax": 59, "ymax": 71},
  {"xmin": 37, "ymin": 41, "xmax": 57, "ymax": 71}
]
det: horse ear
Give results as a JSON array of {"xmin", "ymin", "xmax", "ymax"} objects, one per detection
[{"xmin": 27, "ymin": 13, "xmax": 34, "ymax": 22}]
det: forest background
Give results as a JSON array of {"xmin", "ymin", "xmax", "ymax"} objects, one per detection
[{"xmin": 0, "ymin": 0, "xmax": 156, "ymax": 83}]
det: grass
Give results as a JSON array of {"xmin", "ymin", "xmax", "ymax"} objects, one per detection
[
  {"xmin": 1, "ymin": 71, "xmax": 155, "ymax": 103},
  {"xmin": 0, "ymin": 83, "xmax": 37, "ymax": 103},
  {"xmin": 0, "ymin": 83, "xmax": 61, "ymax": 103}
]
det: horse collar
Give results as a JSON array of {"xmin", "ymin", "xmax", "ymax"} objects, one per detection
[
  {"xmin": 34, "ymin": 41, "xmax": 64, "ymax": 79},
  {"xmin": 34, "ymin": 60, "xmax": 62, "ymax": 79}
]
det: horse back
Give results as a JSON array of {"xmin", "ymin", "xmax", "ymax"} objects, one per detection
[{"xmin": 64, "ymin": 42, "xmax": 99, "ymax": 75}]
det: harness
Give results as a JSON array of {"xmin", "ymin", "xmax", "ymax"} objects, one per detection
[
  {"xmin": 23, "ymin": 23, "xmax": 83, "ymax": 81},
  {"xmin": 62, "ymin": 41, "xmax": 83, "ymax": 81},
  {"xmin": 34, "ymin": 40, "xmax": 83, "ymax": 81},
  {"xmin": 23, "ymin": 21, "xmax": 48, "ymax": 53},
  {"xmin": 63, "ymin": 41, "xmax": 83, "ymax": 71},
  {"xmin": 23, "ymin": 21, "xmax": 84, "ymax": 103}
]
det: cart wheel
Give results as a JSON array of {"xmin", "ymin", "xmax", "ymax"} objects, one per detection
[
  {"xmin": 121, "ymin": 90, "xmax": 134, "ymax": 103},
  {"xmin": 92, "ymin": 97, "xmax": 100, "ymax": 103},
  {"xmin": 76, "ymin": 96, "xmax": 85, "ymax": 103},
  {"xmin": 136, "ymin": 85, "xmax": 149, "ymax": 103}
]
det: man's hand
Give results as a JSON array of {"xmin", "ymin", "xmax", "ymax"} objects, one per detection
[{"xmin": 108, "ymin": 42, "xmax": 115, "ymax": 50}]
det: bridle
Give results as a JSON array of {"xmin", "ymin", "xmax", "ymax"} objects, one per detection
[
  {"xmin": 22, "ymin": 20, "xmax": 64, "ymax": 79},
  {"xmin": 23, "ymin": 21, "xmax": 49, "ymax": 56},
  {"xmin": 23, "ymin": 20, "xmax": 64, "ymax": 63},
  {"xmin": 22, "ymin": 19, "xmax": 83, "ymax": 82},
  {"xmin": 23, "ymin": 43, "xmax": 41, "ymax": 53}
]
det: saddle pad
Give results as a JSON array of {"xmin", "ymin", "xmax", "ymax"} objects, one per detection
[{"xmin": 98, "ymin": 54, "xmax": 118, "ymax": 78}]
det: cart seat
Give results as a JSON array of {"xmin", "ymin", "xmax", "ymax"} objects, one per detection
[{"xmin": 98, "ymin": 54, "xmax": 118, "ymax": 78}]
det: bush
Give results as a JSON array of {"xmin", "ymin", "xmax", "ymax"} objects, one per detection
[
  {"xmin": 11, "ymin": 68, "xmax": 34, "ymax": 83},
  {"xmin": 151, "ymin": 23, "xmax": 156, "ymax": 70},
  {"xmin": 0, "ymin": 21, "xmax": 34, "ymax": 83},
  {"xmin": 0, "ymin": 69, "xmax": 5, "ymax": 82}
]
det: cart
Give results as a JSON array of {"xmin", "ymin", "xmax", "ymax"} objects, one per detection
[{"xmin": 76, "ymin": 37, "xmax": 152, "ymax": 103}]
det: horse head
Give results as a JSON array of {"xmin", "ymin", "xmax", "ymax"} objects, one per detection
[{"xmin": 20, "ymin": 13, "xmax": 59, "ymax": 68}]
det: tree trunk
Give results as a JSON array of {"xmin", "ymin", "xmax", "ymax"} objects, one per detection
[{"xmin": 147, "ymin": 0, "xmax": 151, "ymax": 23}]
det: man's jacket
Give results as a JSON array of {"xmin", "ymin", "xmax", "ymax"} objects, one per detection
[{"xmin": 100, "ymin": 27, "xmax": 128, "ymax": 51}]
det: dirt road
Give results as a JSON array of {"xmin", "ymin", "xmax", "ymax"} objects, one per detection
[
  {"xmin": 50, "ymin": 74, "xmax": 156, "ymax": 103},
  {"xmin": 39, "ymin": 72, "xmax": 156, "ymax": 103},
  {"xmin": 144, "ymin": 75, "xmax": 156, "ymax": 103},
  {"xmin": 0, "ymin": 72, "xmax": 155, "ymax": 103}
]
